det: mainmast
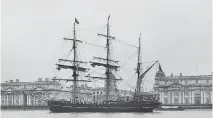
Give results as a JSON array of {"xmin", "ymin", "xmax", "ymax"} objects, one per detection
[
  {"xmin": 106, "ymin": 15, "xmax": 111, "ymax": 102},
  {"xmin": 87, "ymin": 15, "xmax": 121, "ymax": 103}
]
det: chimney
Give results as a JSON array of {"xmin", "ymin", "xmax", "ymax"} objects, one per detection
[
  {"xmin": 171, "ymin": 73, "xmax": 173, "ymax": 77},
  {"xmin": 9, "ymin": 80, "xmax": 13, "ymax": 83},
  {"xmin": 16, "ymin": 79, "xmax": 19, "ymax": 82},
  {"xmin": 45, "ymin": 78, "xmax": 49, "ymax": 82},
  {"xmin": 38, "ymin": 78, "xmax": 42, "ymax": 82},
  {"xmin": 180, "ymin": 73, "xmax": 182, "ymax": 77}
]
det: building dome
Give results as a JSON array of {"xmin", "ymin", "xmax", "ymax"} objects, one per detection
[{"xmin": 155, "ymin": 64, "xmax": 165, "ymax": 77}]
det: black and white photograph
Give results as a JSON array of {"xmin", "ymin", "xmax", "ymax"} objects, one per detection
[{"xmin": 1, "ymin": 0, "xmax": 212, "ymax": 118}]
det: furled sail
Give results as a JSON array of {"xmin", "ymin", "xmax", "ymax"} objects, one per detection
[
  {"xmin": 90, "ymin": 61, "xmax": 120, "ymax": 71},
  {"xmin": 56, "ymin": 64, "xmax": 87, "ymax": 72}
]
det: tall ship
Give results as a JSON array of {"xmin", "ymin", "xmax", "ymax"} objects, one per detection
[{"xmin": 47, "ymin": 16, "xmax": 162, "ymax": 112}]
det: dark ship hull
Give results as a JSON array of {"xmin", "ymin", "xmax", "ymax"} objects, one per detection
[{"xmin": 48, "ymin": 100, "xmax": 161, "ymax": 113}]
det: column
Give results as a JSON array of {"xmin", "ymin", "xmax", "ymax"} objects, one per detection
[
  {"xmin": 4, "ymin": 95, "xmax": 5, "ymax": 106},
  {"xmin": 28, "ymin": 94, "xmax": 30, "ymax": 106},
  {"xmin": 183, "ymin": 91, "xmax": 185, "ymax": 104},
  {"xmin": 34, "ymin": 97, "xmax": 36, "ymax": 106},
  {"xmin": 28, "ymin": 95, "xmax": 30, "ymax": 106},
  {"xmin": 26, "ymin": 94, "xmax": 28, "ymax": 106},
  {"xmin": 210, "ymin": 90, "xmax": 212, "ymax": 104},
  {"xmin": 182, "ymin": 91, "xmax": 184, "ymax": 104},
  {"xmin": 2, "ymin": 95, "xmax": 4, "ymax": 106},
  {"xmin": 179, "ymin": 91, "xmax": 181, "ymax": 104},
  {"xmin": 6, "ymin": 95, "xmax": 8, "ymax": 106},
  {"xmin": 3, "ymin": 95, "xmax": 5, "ymax": 106},
  {"xmin": 30, "ymin": 96, "xmax": 33, "ymax": 106},
  {"xmin": 20, "ymin": 94, "xmax": 21, "ymax": 106},
  {"xmin": 20, "ymin": 94, "xmax": 23, "ymax": 106},
  {"xmin": 192, "ymin": 90, "xmax": 194, "ymax": 104},
  {"xmin": 168, "ymin": 91, "xmax": 170, "ymax": 104},
  {"xmin": 14, "ymin": 94, "xmax": 16, "ymax": 106},
  {"xmin": 19, "ymin": 94, "xmax": 20, "ymax": 106},
  {"xmin": 29, "ymin": 94, "xmax": 30, "ymax": 106},
  {"xmin": 172, "ymin": 91, "xmax": 175, "ymax": 104},
  {"xmin": 203, "ymin": 90, "xmax": 204, "ymax": 104},
  {"xmin": 204, "ymin": 90, "xmax": 206, "ymax": 104},
  {"xmin": 161, "ymin": 92, "xmax": 164, "ymax": 104},
  {"xmin": 21, "ymin": 94, "xmax": 25, "ymax": 106},
  {"xmin": 201, "ymin": 90, "xmax": 203, "ymax": 104},
  {"xmin": 200, "ymin": 90, "xmax": 202, "ymax": 104},
  {"xmin": 159, "ymin": 92, "xmax": 161, "ymax": 102},
  {"xmin": 12, "ymin": 94, "xmax": 14, "ymax": 106}
]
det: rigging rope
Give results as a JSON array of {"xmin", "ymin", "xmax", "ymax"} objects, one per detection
[
  {"xmin": 110, "ymin": 30, "xmax": 138, "ymax": 48},
  {"xmin": 75, "ymin": 25, "xmax": 107, "ymax": 32},
  {"xmin": 120, "ymin": 50, "xmax": 138, "ymax": 68},
  {"xmin": 122, "ymin": 73, "xmax": 137, "ymax": 90},
  {"xmin": 83, "ymin": 41, "xmax": 105, "ymax": 48},
  {"xmin": 115, "ymin": 38, "xmax": 138, "ymax": 48}
]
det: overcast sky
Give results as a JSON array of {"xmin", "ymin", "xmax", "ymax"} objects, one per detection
[{"xmin": 2, "ymin": 0, "xmax": 212, "ymax": 88}]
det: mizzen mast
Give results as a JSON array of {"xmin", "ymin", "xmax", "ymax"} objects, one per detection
[
  {"xmin": 136, "ymin": 33, "xmax": 142, "ymax": 94},
  {"xmin": 135, "ymin": 33, "xmax": 159, "ymax": 97}
]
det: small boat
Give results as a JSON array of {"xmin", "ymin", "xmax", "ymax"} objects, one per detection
[{"xmin": 156, "ymin": 106, "xmax": 185, "ymax": 111}]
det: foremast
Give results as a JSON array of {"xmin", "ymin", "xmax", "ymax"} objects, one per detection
[{"xmin": 53, "ymin": 18, "xmax": 90, "ymax": 103}]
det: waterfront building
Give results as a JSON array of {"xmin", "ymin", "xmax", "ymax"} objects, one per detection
[
  {"xmin": 1, "ymin": 79, "xmax": 94, "ymax": 107},
  {"xmin": 154, "ymin": 65, "xmax": 212, "ymax": 105},
  {"xmin": 1, "ymin": 78, "xmax": 62, "ymax": 107},
  {"xmin": 1, "ymin": 78, "xmax": 60, "ymax": 106},
  {"xmin": 3, "ymin": 67, "xmax": 211, "ymax": 108}
]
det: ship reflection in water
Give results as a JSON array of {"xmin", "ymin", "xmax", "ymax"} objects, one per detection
[{"xmin": 1, "ymin": 110, "xmax": 212, "ymax": 118}]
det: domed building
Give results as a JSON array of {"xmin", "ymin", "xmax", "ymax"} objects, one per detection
[
  {"xmin": 155, "ymin": 64, "xmax": 166, "ymax": 78},
  {"xmin": 154, "ymin": 64, "xmax": 212, "ymax": 108}
]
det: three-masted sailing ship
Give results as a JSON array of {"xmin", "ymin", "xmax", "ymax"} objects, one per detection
[{"xmin": 47, "ymin": 16, "xmax": 161, "ymax": 112}]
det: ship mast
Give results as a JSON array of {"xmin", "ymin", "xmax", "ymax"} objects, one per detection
[
  {"xmin": 106, "ymin": 15, "xmax": 110, "ymax": 102},
  {"xmin": 135, "ymin": 33, "xmax": 159, "ymax": 97},
  {"xmin": 136, "ymin": 33, "xmax": 142, "ymax": 94},
  {"xmin": 87, "ymin": 15, "xmax": 121, "ymax": 103},
  {"xmin": 53, "ymin": 18, "xmax": 91, "ymax": 103},
  {"xmin": 98, "ymin": 15, "xmax": 114, "ymax": 103},
  {"xmin": 72, "ymin": 22, "xmax": 78, "ymax": 101}
]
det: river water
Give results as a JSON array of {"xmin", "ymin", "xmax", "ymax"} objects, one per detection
[{"xmin": 1, "ymin": 109, "xmax": 212, "ymax": 118}]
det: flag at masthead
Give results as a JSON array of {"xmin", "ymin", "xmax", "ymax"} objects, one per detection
[{"xmin": 75, "ymin": 18, "xmax": 79, "ymax": 24}]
